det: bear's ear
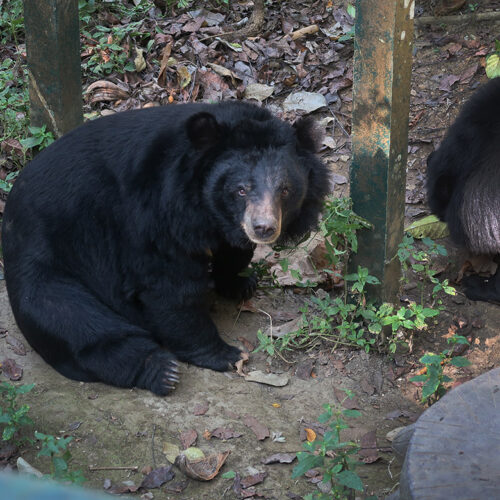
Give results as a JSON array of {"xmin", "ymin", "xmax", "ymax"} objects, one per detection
[
  {"xmin": 186, "ymin": 112, "xmax": 222, "ymax": 150},
  {"xmin": 293, "ymin": 117, "xmax": 323, "ymax": 153}
]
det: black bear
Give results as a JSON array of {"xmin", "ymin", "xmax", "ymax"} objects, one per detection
[
  {"xmin": 2, "ymin": 101, "xmax": 330, "ymax": 395},
  {"xmin": 426, "ymin": 77, "xmax": 500, "ymax": 303}
]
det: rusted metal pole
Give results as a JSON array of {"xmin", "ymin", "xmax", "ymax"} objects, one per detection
[
  {"xmin": 350, "ymin": 0, "xmax": 415, "ymax": 303},
  {"xmin": 24, "ymin": 0, "xmax": 83, "ymax": 138}
]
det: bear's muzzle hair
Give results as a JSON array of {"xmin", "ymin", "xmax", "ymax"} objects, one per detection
[{"xmin": 242, "ymin": 192, "xmax": 282, "ymax": 245}]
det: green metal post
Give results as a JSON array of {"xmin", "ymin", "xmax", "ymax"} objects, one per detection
[
  {"xmin": 350, "ymin": 0, "xmax": 415, "ymax": 303},
  {"xmin": 24, "ymin": 0, "xmax": 83, "ymax": 138}
]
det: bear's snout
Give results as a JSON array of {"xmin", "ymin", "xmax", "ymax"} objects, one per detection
[
  {"xmin": 252, "ymin": 218, "xmax": 278, "ymax": 241},
  {"xmin": 242, "ymin": 192, "xmax": 282, "ymax": 245}
]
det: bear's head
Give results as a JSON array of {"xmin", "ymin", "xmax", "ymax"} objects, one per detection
[{"xmin": 185, "ymin": 105, "xmax": 330, "ymax": 249}]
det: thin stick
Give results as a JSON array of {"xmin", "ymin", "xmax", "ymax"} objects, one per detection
[
  {"xmin": 151, "ymin": 423, "xmax": 157, "ymax": 469},
  {"xmin": 88, "ymin": 466, "xmax": 139, "ymax": 472}
]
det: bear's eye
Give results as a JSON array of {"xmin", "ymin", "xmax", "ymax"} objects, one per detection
[
  {"xmin": 238, "ymin": 187, "xmax": 247, "ymax": 197},
  {"xmin": 281, "ymin": 187, "xmax": 289, "ymax": 197}
]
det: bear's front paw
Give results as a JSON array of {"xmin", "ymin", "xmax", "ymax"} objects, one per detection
[
  {"xmin": 185, "ymin": 343, "xmax": 242, "ymax": 372},
  {"xmin": 137, "ymin": 350, "xmax": 180, "ymax": 396},
  {"xmin": 215, "ymin": 273, "xmax": 258, "ymax": 302}
]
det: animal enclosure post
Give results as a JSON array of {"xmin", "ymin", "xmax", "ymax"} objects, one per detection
[
  {"xmin": 350, "ymin": 0, "xmax": 414, "ymax": 302},
  {"xmin": 24, "ymin": 0, "xmax": 83, "ymax": 138}
]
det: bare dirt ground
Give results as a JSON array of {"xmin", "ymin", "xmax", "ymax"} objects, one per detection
[{"xmin": 0, "ymin": 1, "xmax": 500, "ymax": 499}]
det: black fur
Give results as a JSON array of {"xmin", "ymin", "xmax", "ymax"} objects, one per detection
[
  {"xmin": 2, "ymin": 101, "xmax": 330, "ymax": 395},
  {"xmin": 426, "ymin": 78, "xmax": 500, "ymax": 303}
]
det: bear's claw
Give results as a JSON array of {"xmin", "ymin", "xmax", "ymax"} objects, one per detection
[{"xmin": 138, "ymin": 351, "xmax": 180, "ymax": 396}]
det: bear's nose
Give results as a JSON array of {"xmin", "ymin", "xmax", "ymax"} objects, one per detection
[{"xmin": 253, "ymin": 221, "xmax": 277, "ymax": 240}]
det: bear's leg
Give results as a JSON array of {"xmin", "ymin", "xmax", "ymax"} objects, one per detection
[
  {"xmin": 163, "ymin": 307, "xmax": 243, "ymax": 371},
  {"xmin": 212, "ymin": 243, "xmax": 257, "ymax": 301},
  {"xmin": 138, "ymin": 283, "xmax": 242, "ymax": 370},
  {"xmin": 16, "ymin": 278, "xmax": 179, "ymax": 396},
  {"xmin": 463, "ymin": 269, "xmax": 500, "ymax": 304}
]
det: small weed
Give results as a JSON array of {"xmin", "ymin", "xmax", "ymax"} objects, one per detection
[
  {"xmin": 0, "ymin": 382, "xmax": 35, "ymax": 443},
  {"xmin": 78, "ymin": 0, "xmax": 98, "ymax": 26},
  {"xmin": 253, "ymin": 329, "xmax": 276, "ymax": 356},
  {"xmin": 0, "ymin": 58, "xmax": 29, "ymax": 144},
  {"xmin": 35, "ymin": 431, "xmax": 86, "ymax": 485},
  {"xmin": 20, "ymin": 125, "xmax": 55, "ymax": 152},
  {"xmin": 0, "ymin": 172, "xmax": 19, "ymax": 194},
  {"xmin": 0, "ymin": 0, "xmax": 24, "ymax": 45},
  {"xmin": 398, "ymin": 235, "xmax": 455, "ymax": 305},
  {"xmin": 82, "ymin": 28, "xmax": 136, "ymax": 76},
  {"xmin": 292, "ymin": 390, "xmax": 364, "ymax": 499},
  {"xmin": 320, "ymin": 197, "xmax": 371, "ymax": 273},
  {"xmin": 255, "ymin": 198, "xmax": 456, "ymax": 358},
  {"xmin": 410, "ymin": 335, "xmax": 471, "ymax": 405},
  {"xmin": 79, "ymin": 1, "xmax": 154, "ymax": 77}
]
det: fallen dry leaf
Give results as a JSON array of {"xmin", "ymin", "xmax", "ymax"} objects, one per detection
[
  {"xmin": 1, "ymin": 358, "xmax": 23, "ymax": 381},
  {"xmin": 140, "ymin": 466, "xmax": 175, "ymax": 489},
  {"xmin": 243, "ymin": 415, "xmax": 270, "ymax": 441},
  {"xmin": 164, "ymin": 480, "xmax": 188, "ymax": 493},
  {"xmin": 264, "ymin": 316, "xmax": 303, "ymax": 339},
  {"xmin": 162, "ymin": 443, "xmax": 181, "ymax": 464},
  {"xmin": 235, "ymin": 351, "xmax": 249, "ymax": 376},
  {"xmin": 359, "ymin": 430, "xmax": 379, "ymax": 464},
  {"xmin": 241, "ymin": 471, "xmax": 267, "ymax": 488},
  {"xmin": 305, "ymin": 428, "xmax": 316, "ymax": 442},
  {"xmin": 179, "ymin": 429, "xmax": 197, "ymax": 449},
  {"xmin": 295, "ymin": 359, "xmax": 315, "ymax": 380},
  {"xmin": 175, "ymin": 450, "xmax": 230, "ymax": 481},
  {"xmin": 108, "ymin": 482, "xmax": 139, "ymax": 494},
  {"xmin": 85, "ymin": 80, "xmax": 129, "ymax": 103},
  {"xmin": 238, "ymin": 336, "xmax": 254, "ymax": 352},
  {"xmin": 6, "ymin": 336, "xmax": 26, "ymax": 356},
  {"xmin": 193, "ymin": 401, "xmax": 209, "ymax": 416},
  {"xmin": 208, "ymin": 427, "xmax": 243, "ymax": 440},
  {"xmin": 333, "ymin": 387, "xmax": 361, "ymax": 410}
]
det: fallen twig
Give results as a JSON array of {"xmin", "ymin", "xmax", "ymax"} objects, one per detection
[
  {"xmin": 290, "ymin": 24, "xmax": 319, "ymax": 41},
  {"xmin": 88, "ymin": 465, "xmax": 139, "ymax": 472},
  {"xmin": 416, "ymin": 11, "xmax": 500, "ymax": 25}
]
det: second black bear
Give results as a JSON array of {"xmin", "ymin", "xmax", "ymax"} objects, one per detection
[
  {"xmin": 2, "ymin": 101, "xmax": 330, "ymax": 395},
  {"xmin": 426, "ymin": 77, "xmax": 500, "ymax": 303}
]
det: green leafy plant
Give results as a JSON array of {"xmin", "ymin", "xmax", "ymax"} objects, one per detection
[
  {"xmin": 398, "ymin": 235, "xmax": 455, "ymax": 305},
  {"xmin": 320, "ymin": 197, "xmax": 371, "ymax": 274},
  {"xmin": 82, "ymin": 28, "xmax": 136, "ymax": 76},
  {"xmin": 255, "ymin": 201, "xmax": 457, "ymax": 358},
  {"xmin": 0, "ymin": 0, "xmax": 24, "ymax": 45},
  {"xmin": 253, "ymin": 329, "xmax": 276, "ymax": 356},
  {"xmin": 78, "ymin": 0, "xmax": 98, "ymax": 26},
  {"xmin": 0, "ymin": 58, "xmax": 29, "ymax": 144},
  {"xmin": 20, "ymin": 125, "xmax": 55, "ymax": 152},
  {"xmin": 0, "ymin": 382, "xmax": 35, "ymax": 443},
  {"xmin": 292, "ymin": 391, "xmax": 364, "ymax": 499},
  {"xmin": 35, "ymin": 431, "xmax": 86, "ymax": 484},
  {"xmin": 0, "ymin": 172, "xmax": 19, "ymax": 194},
  {"xmin": 410, "ymin": 335, "xmax": 471, "ymax": 405}
]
